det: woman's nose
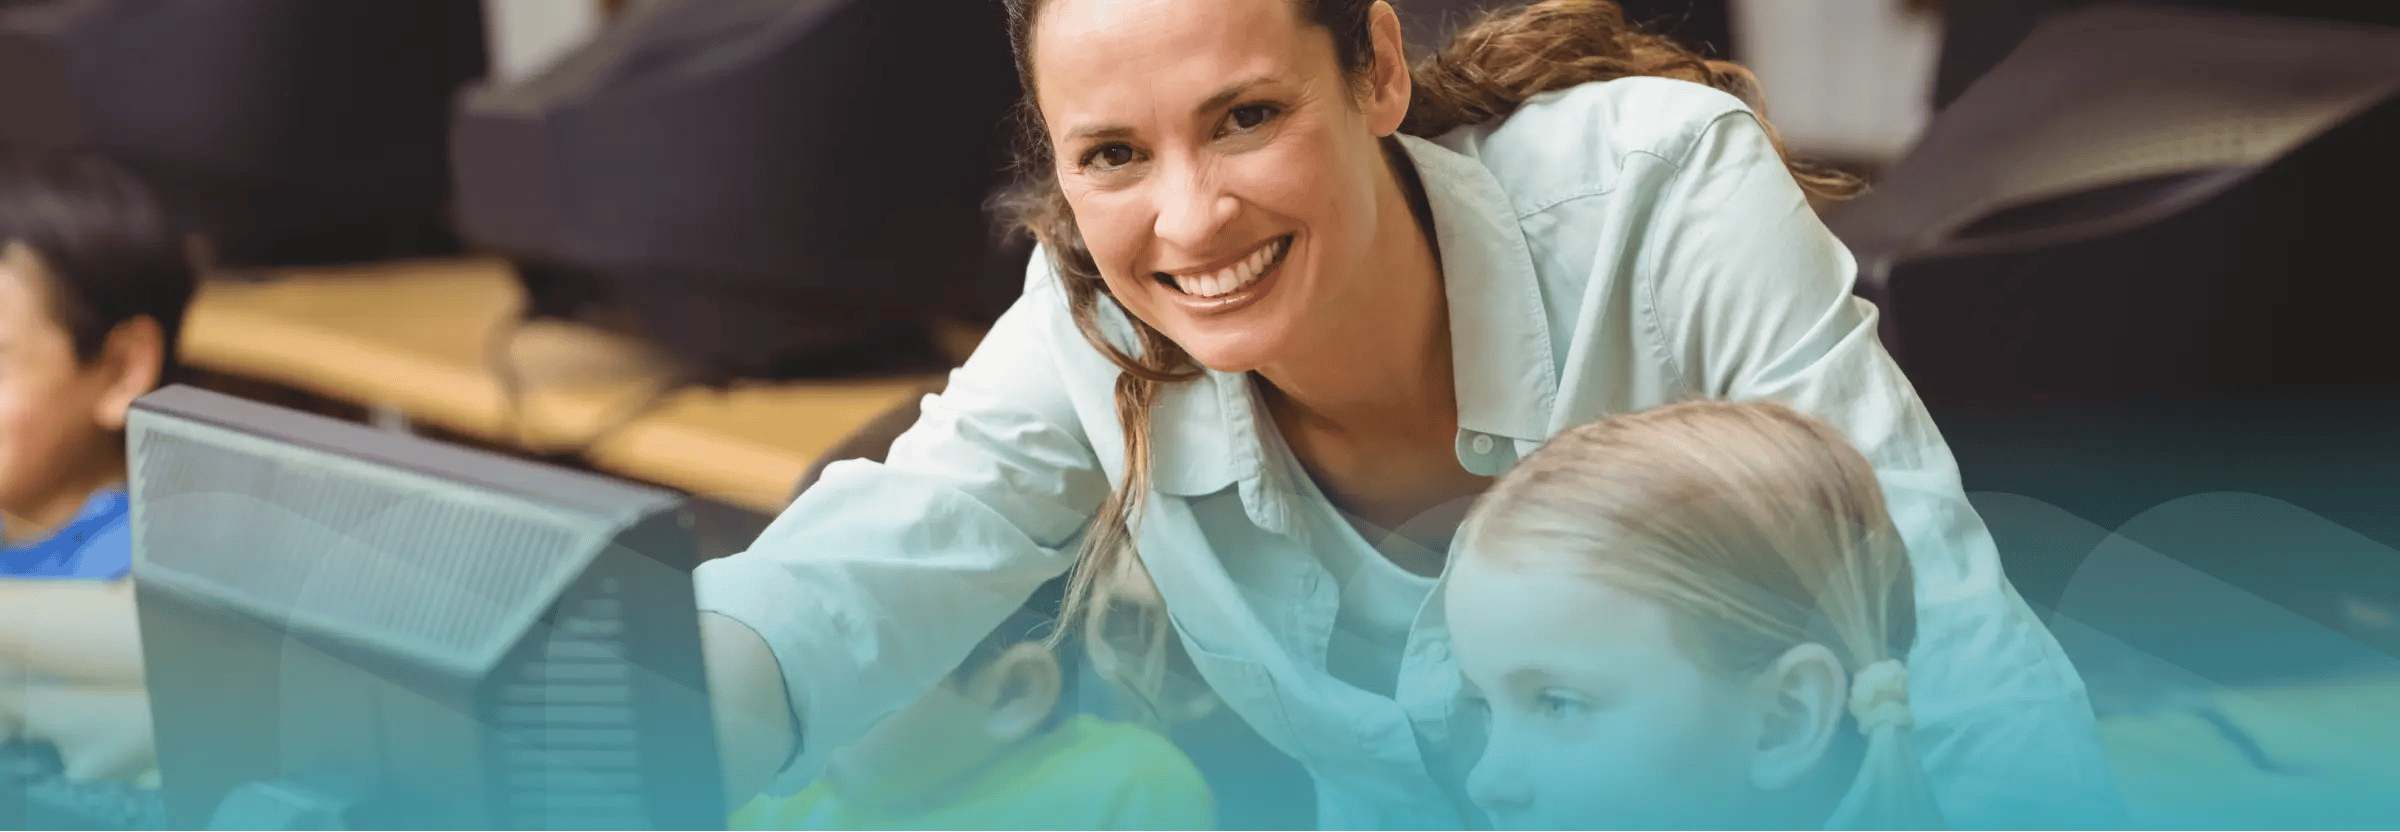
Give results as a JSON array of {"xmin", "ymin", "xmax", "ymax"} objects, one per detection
[{"xmin": 1151, "ymin": 161, "xmax": 1237, "ymax": 254}]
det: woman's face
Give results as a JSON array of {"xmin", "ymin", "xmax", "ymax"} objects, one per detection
[
  {"xmin": 1028, "ymin": 0, "xmax": 1408, "ymax": 373},
  {"xmin": 1447, "ymin": 550, "xmax": 1769, "ymax": 830}
]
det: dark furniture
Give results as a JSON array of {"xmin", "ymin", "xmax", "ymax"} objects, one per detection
[
  {"xmin": 1826, "ymin": 3, "xmax": 2400, "ymax": 404},
  {"xmin": 1830, "ymin": 4, "xmax": 2400, "ymax": 675},
  {"xmin": 0, "ymin": 0, "xmax": 486, "ymax": 267},
  {"xmin": 448, "ymin": 0, "xmax": 1025, "ymax": 387}
]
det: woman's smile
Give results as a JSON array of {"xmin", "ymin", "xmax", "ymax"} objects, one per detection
[{"xmin": 1153, "ymin": 233, "xmax": 1293, "ymax": 312}]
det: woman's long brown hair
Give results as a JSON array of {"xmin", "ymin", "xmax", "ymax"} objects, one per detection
[{"xmin": 992, "ymin": 0, "xmax": 1864, "ymax": 722}]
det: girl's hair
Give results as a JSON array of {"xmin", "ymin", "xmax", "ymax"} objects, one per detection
[
  {"xmin": 1457, "ymin": 400, "xmax": 1943, "ymax": 829},
  {"xmin": 991, "ymin": 0, "xmax": 1865, "ymax": 722}
]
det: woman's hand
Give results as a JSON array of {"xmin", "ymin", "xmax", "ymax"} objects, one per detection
[{"xmin": 700, "ymin": 612, "xmax": 799, "ymax": 810}]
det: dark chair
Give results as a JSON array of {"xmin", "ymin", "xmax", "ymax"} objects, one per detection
[
  {"xmin": 0, "ymin": 0, "xmax": 485, "ymax": 268},
  {"xmin": 1826, "ymin": 4, "xmax": 2400, "ymax": 683},
  {"xmin": 448, "ymin": 0, "xmax": 1024, "ymax": 388},
  {"xmin": 1824, "ymin": 3, "xmax": 2400, "ymax": 404},
  {"xmin": 1932, "ymin": 0, "xmax": 2400, "ymax": 113}
]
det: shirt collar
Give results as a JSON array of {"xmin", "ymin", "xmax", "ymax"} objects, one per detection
[
  {"xmin": 0, "ymin": 486, "xmax": 130, "ymax": 573},
  {"xmin": 1401, "ymin": 132, "xmax": 1559, "ymax": 447},
  {"xmin": 0, "ymin": 485, "xmax": 128, "ymax": 543},
  {"xmin": 1147, "ymin": 135, "xmax": 1558, "ymax": 511}
]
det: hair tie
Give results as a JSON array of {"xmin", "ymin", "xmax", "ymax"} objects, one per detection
[{"xmin": 1849, "ymin": 660, "xmax": 1912, "ymax": 734}]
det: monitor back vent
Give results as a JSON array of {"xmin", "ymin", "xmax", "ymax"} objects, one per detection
[
  {"xmin": 128, "ymin": 418, "xmax": 614, "ymax": 678},
  {"xmin": 497, "ymin": 584, "xmax": 653, "ymax": 830}
]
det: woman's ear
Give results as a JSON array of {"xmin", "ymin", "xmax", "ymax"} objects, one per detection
[
  {"xmin": 89, "ymin": 315, "xmax": 164, "ymax": 432},
  {"xmin": 1363, "ymin": 0, "xmax": 1413, "ymax": 137},
  {"xmin": 966, "ymin": 643, "xmax": 1065, "ymax": 744},
  {"xmin": 1747, "ymin": 642, "xmax": 1847, "ymax": 791}
]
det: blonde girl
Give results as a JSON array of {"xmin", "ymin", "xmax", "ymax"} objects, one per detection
[{"xmin": 1448, "ymin": 400, "xmax": 1944, "ymax": 830}]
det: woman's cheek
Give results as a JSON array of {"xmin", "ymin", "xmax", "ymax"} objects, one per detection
[
  {"xmin": 1242, "ymin": 141, "xmax": 1340, "ymax": 217},
  {"xmin": 1075, "ymin": 196, "xmax": 1164, "ymax": 306},
  {"xmin": 1067, "ymin": 188, "xmax": 1139, "ymax": 263}
]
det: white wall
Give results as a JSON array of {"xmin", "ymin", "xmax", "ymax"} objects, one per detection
[
  {"xmin": 482, "ymin": 0, "xmax": 609, "ymax": 84},
  {"xmin": 1731, "ymin": 0, "xmax": 1944, "ymax": 163}
]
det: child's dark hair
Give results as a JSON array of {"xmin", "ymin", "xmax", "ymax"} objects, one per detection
[{"xmin": 0, "ymin": 144, "xmax": 196, "ymax": 384}]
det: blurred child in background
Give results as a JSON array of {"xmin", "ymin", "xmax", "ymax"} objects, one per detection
[
  {"xmin": 730, "ymin": 604, "xmax": 1215, "ymax": 830},
  {"xmin": 0, "ymin": 144, "xmax": 198, "ymax": 786},
  {"xmin": 1446, "ymin": 400, "xmax": 1947, "ymax": 830}
]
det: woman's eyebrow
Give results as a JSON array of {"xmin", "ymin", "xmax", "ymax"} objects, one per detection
[
  {"xmin": 1066, "ymin": 123, "xmax": 1137, "ymax": 143},
  {"xmin": 1194, "ymin": 76, "xmax": 1275, "ymax": 116},
  {"xmin": 1062, "ymin": 76, "xmax": 1278, "ymax": 143}
]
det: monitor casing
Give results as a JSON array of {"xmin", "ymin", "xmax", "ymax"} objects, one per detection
[{"xmin": 128, "ymin": 385, "xmax": 724, "ymax": 830}]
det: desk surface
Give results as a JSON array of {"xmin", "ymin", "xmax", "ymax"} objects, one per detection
[{"xmin": 181, "ymin": 258, "xmax": 942, "ymax": 514}]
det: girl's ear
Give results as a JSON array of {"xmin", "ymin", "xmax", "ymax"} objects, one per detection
[
  {"xmin": 967, "ymin": 643, "xmax": 1065, "ymax": 743},
  {"xmin": 1363, "ymin": 0, "xmax": 1413, "ymax": 137},
  {"xmin": 1747, "ymin": 642, "xmax": 1847, "ymax": 791}
]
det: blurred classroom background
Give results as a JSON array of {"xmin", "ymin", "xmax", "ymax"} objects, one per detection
[{"xmin": 5, "ymin": 0, "xmax": 2400, "ymax": 828}]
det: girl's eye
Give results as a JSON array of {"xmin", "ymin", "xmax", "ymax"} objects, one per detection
[
  {"xmin": 1224, "ymin": 103, "xmax": 1279, "ymax": 134},
  {"xmin": 1536, "ymin": 692, "xmax": 1589, "ymax": 719},
  {"xmin": 1083, "ymin": 144, "xmax": 1136, "ymax": 170}
]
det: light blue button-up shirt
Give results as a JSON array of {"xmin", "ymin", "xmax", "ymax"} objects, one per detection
[{"xmin": 696, "ymin": 77, "xmax": 2122, "ymax": 829}]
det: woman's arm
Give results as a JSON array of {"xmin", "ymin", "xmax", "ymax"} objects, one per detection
[
  {"xmin": 0, "ymin": 578, "xmax": 144, "ymax": 687},
  {"xmin": 689, "ymin": 260, "xmax": 1114, "ymax": 801},
  {"xmin": 700, "ymin": 611, "xmax": 798, "ymax": 808},
  {"xmin": 1638, "ymin": 107, "xmax": 2125, "ymax": 828}
]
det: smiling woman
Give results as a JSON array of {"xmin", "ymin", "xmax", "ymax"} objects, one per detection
[
  {"xmin": 993, "ymin": 0, "xmax": 1857, "ymax": 719},
  {"xmin": 689, "ymin": 0, "xmax": 2119, "ymax": 828}
]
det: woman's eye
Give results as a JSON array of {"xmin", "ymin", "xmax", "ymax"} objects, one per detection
[
  {"xmin": 1083, "ymin": 144, "xmax": 1136, "ymax": 170},
  {"xmin": 1224, "ymin": 103, "xmax": 1278, "ymax": 134}
]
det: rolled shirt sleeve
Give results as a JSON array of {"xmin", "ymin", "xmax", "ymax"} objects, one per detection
[{"xmin": 691, "ymin": 261, "xmax": 1110, "ymax": 794}]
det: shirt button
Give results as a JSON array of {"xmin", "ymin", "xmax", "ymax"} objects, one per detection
[{"xmin": 1470, "ymin": 434, "xmax": 1494, "ymax": 454}]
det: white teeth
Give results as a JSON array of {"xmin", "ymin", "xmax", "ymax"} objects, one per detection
[{"xmin": 1170, "ymin": 237, "xmax": 1285, "ymax": 299}]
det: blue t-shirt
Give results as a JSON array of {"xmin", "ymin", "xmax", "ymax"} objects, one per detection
[{"xmin": 0, "ymin": 488, "xmax": 132, "ymax": 580}]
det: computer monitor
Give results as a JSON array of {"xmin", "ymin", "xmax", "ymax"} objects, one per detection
[{"xmin": 124, "ymin": 385, "xmax": 724, "ymax": 830}]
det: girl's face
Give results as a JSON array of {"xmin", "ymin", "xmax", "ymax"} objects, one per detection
[
  {"xmin": 1446, "ymin": 551, "xmax": 1769, "ymax": 830},
  {"xmin": 1027, "ymin": 0, "xmax": 1408, "ymax": 374}
]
